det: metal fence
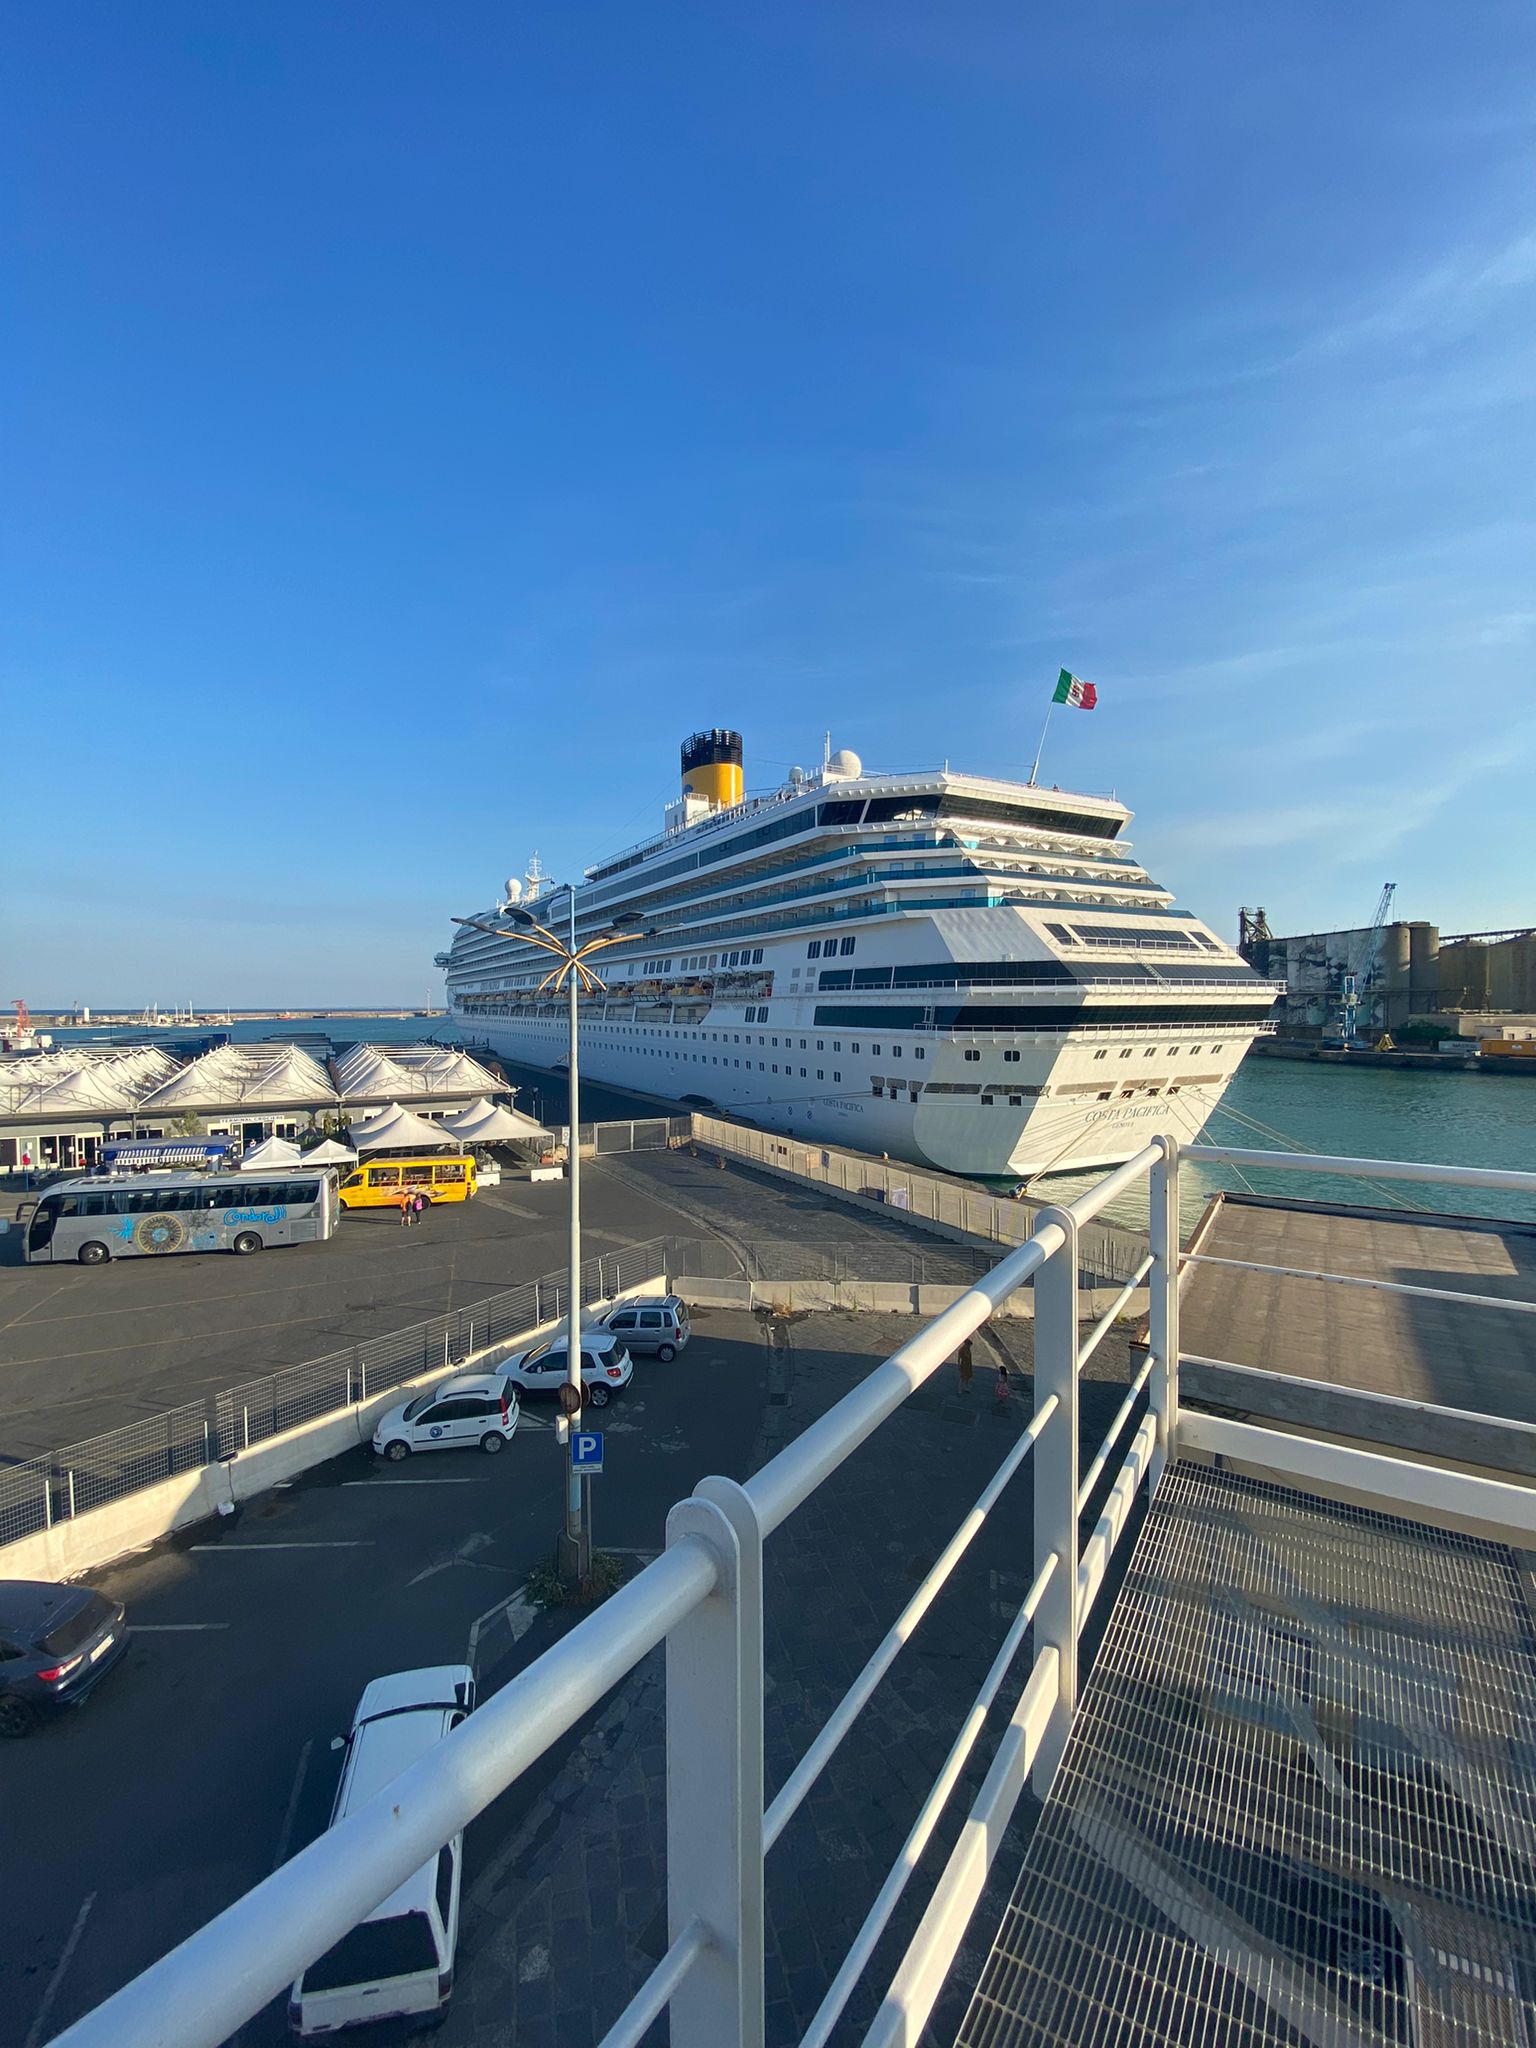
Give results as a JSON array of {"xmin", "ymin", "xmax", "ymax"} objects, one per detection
[
  {"xmin": 688, "ymin": 1115, "xmax": 1149, "ymax": 1283},
  {"xmin": 0, "ymin": 1238, "xmax": 672, "ymax": 1550},
  {"xmin": 577, "ymin": 1116, "xmax": 694, "ymax": 1155}
]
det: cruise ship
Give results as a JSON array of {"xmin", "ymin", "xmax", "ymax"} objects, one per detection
[{"xmin": 439, "ymin": 731, "xmax": 1282, "ymax": 1179}]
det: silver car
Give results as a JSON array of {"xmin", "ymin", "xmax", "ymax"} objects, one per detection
[{"xmin": 600, "ymin": 1295, "xmax": 691, "ymax": 1361}]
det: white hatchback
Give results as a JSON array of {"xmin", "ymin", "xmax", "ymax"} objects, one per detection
[
  {"xmin": 371, "ymin": 1374, "xmax": 519, "ymax": 1461},
  {"xmin": 502, "ymin": 1330, "xmax": 634, "ymax": 1408}
]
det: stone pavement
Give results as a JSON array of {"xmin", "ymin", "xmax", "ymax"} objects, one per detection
[{"xmin": 447, "ymin": 1306, "xmax": 1140, "ymax": 2048}]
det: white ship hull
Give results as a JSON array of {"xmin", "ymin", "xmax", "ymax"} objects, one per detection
[{"xmin": 458, "ymin": 1002, "xmax": 1252, "ymax": 1180}]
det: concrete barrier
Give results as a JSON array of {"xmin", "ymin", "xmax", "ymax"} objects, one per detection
[{"xmin": 0, "ymin": 1281, "xmax": 668, "ymax": 1586}]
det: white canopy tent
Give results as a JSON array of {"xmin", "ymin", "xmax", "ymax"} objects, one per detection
[
  {"xmin": 438, "ymin": 1098, "xmax": 554, "ymax": 1147},
  {"xmin": 348, "ymin": 1103, "xmax": 461, "ymax": 1154},
  {"xmin": 238, "ymin": 1134, "xmax": 303, "ymax": 1173},
  {"xmin": 298, "ymin": 1137, "xmax": 358, "ymax": 1166}
]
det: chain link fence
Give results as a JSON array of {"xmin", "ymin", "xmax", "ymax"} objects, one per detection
[{"xmin": 0, "ymin": 1238, "xmax": 671, "ymax": 1550}]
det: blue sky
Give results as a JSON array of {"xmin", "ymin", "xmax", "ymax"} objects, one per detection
[{"xmin": 4, "ymin": 2, "xmax": 1533, "ymax": 1005}]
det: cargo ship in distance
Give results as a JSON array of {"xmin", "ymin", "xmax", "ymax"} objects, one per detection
[{"xmin": 439, "ymin": 731, "xmax": 1283, "ymax": 1179}]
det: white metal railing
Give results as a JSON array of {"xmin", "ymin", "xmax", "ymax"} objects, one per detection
[{"xmin": 54, "ymin": 1137, "xmax": 1536, "ymax": 2048}]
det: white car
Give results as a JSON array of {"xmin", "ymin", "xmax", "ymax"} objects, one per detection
[
  {"xmin": 289, "ymin": 1665, "xmax": 473, "ymax": 2035},
  {"xmin": 371, "ymin": 1374, "xmax": 519, "ymax": 1461},
  {"xmin": 503, "ymin": 1330, "xmax": 634, "ymax": 1408}
]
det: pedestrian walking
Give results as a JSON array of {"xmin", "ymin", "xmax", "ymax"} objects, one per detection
[
  {"xmin": 412, "ymin": 1188, "xmax": 427, "ymax": 1222},
  {"xmin": 993, "ymin": 1361, "xmax": 1011, "ymax": 1409},
  {"xmin": 398, "ymin": 1189, "xmax": 412, "ymax": 1228},
  {"xmin": 956, "ymin": 1337, "xmax": 974, "ymax": 1392}
]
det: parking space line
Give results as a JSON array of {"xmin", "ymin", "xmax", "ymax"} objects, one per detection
[
  {"xmin": 24, "ymin": 1890, "xmax": 95, "ymax": 2048},
  {"xmin": 135, "ymin": 1623, "xmax": 230, "ymax": 1632},
  {"xmin": 341, "ymin": 1477, "xmax": 491, "ymax": 1486},
  {"xmin": 271, "ymin": 1738, "xmax": 314, "ymax": 1874},
  {"xmin": 189, "ymin": 1541, "xmax": 372, "ymax": 1551}
]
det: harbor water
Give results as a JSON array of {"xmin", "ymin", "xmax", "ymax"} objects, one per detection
[{"xmin": 1047, "ymin": 1056, "xmax": 1536, "ymax": 1230}]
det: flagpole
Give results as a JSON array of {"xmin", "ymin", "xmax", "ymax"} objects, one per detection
[{"xmin": 1027, "ymin": 701, "xmax": 1055, "ymax": 786}]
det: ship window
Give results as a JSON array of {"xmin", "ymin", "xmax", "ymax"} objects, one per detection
[
  {"xmin": 981, "ymin": 1094, "xmax": 994, "ymax": 1105},
  {"xmin": 833, "ymin": 1071, "xmax": 841, "ymax": 1082},
  {"xmin": 851, "ymin": 1042, "xmax": 860, "ymax": 1052},
  {"xmin": 817, "ymin": 1069, "xmax": 824, "ymax": 1079},
  {"xmin": 840, "ymin": 936, "xmax": 856, "ymax": 955},
  {"xmin": 1119, "ymin": 1049, "xmax": 1132, "ymax": 1059},
  {"xmin": 872, "ymin": 1044, "xmax": 881, "ymax": 1056},
  {"xmin": 891, "ymin": 1045, "xmax": 901, "ymax": 1058},
  {"xmin": 816, "ymin": 1040, "xmax": 824, "ymax": 1050},
  {"xmin": 833, "ymin": 1040, "xmax": 841, "ymax": 1052},
  {"xmin": 871, "ymin": 1079, "xmax": 882, "ymax": 1095},
  {"xmin": 759, "ymin": 1062, "xmax": 765, "ymax": 1070},
  {"xmin": 772, "ymin": 1037, "xmax": 778, "ymax": 1046},
  {"xmin": 799, "ymin": 1039, "xmax": 806, "ymax": 1049},
  {"xmin": 753, "ymin": 948, "xmax": 763, "ymax": 963},
  {"xmin": 964, "ymin": 1049, "xmax": 980, "ymax": 1063},
  {"xmin": 1098, "ymin": 1089, "xmax": 1112, "ymax": 1100},
  {"xmin": 1144, "ymin": 1048, "xmax": 1155, "ymax": 1057},
  {"xmin": 1009, "ymin": 1095, "xmax": 1022, "ymax": 1106},
  {"xmin": 800, "ymin": 1067, "xmax": 807, "ymax": 1077},
  {"xmin": 772, "ymin": 1064, "xmax": 779, "ymax": 1073},
  {"xmin": 915, "ymin": 1047, "xmax": 925, "ymax": 1058},
  {"xmin": 1094, "ymin": 1049, "xmax": 1107, "ymax": 1060},
  {"xmin": 807, "ymin": 940, "xmax": 822, "ymax": 958}
]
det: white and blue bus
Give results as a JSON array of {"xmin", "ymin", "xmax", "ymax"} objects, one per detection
[{"xmin": 24, "ymin": 1170, "xmax": 338, "ymax": 1265}]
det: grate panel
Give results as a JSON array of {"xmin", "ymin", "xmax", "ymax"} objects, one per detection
[{"xmin": 955, "ymin": 1462, "xmax": 1536, "ymax": 2047}]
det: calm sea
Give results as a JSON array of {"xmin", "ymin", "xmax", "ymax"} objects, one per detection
[{"xmin": 1045, "ymin": 1056, "xmax": 1536, "ymax": 1229}]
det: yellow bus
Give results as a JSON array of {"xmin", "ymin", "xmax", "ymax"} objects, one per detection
[{"xmin": 338, "ymin": 1157, "xmax": 479, "ymax": 1210}]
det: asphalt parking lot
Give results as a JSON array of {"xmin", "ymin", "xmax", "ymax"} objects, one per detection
[
  {"xmin": 0, "ymin": 1149, "xmax": 992, "ymax": 1463},
  {"xmin": 3, "ymin": 1305, "xmax": 774, "ymax": 2047},
  {"xmin": 0, "ymin": 1167, "xmax": 712, "ymax": 1460}
]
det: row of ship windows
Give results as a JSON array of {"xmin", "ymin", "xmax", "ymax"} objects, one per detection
[
  {"xmin": 519, "ymin": 1015, "xmax": 1228, "ymax": 1062},
  {"xmin": 641, "ymin": 946, "xmax": 767, "ymax": 974}
]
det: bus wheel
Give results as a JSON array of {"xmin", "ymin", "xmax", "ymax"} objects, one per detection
[
  {"xmin": 78, "ymin": 1242, "xmax": 109, "ymax": 1266},
  {"xmin": 233, "ymin": 1232, "xmax": 263, "ymax": 1255}
]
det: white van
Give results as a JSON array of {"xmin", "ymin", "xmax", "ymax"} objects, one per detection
[{"xmin": 288, "ymin": 1665, "xmax": 474, "ymax": 2036}]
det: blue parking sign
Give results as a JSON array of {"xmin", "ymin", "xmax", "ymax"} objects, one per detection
[{"xmin": 571, "ymin": 1431, "xmax": 604, "ymax": 1472}]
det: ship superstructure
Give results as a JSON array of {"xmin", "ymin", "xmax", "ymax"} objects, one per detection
[{"xmin": 439, "ymin": 731, "xmax": 1281, "ymax": 1178}]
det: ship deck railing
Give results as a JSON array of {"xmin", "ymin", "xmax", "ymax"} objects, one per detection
[{"xmin": 52, "ymin": 1141, "xmax": 1536, "ymax": 2048}]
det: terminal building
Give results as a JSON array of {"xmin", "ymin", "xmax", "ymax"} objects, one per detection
[{"xmin": 0, "ymin": 1040, "xmax": 508, "ymax": 1174}]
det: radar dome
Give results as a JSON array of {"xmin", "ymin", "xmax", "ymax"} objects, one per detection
[
  {"xmin": 826, "ymin": 748, "xmax": 863, "ymax": 780},
  {"xmin": 504, "ymin": 877, "xmax": 524, "ymax": 904}
]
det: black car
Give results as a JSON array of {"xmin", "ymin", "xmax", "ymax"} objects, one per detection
[{"xmin": 0, "ymin": 1581, "xmax": 129, "ymax": 1736}]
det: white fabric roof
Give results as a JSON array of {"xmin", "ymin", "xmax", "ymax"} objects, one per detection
[
  {"xmin": 348, "ymin": 1102, "xmax": 462, "ymax": 1152},
  {"xmin": 238, "ymin": 1135, "xmax": 303, "ymax": 1172},
  {"xmin": 0, "ymin": 1046, "xmax": 179, "ymax": 1119},
  {"xmin": 139, "ymin": 1043, "xmax": 336, "ymax": 1112},
  {"xmin": 299, "ymin": 1137, "xmax": 358, "ymax": 1165},
  {"xmin": 335, "ymin": 1043, "xmax": 504, "ymax": 1102},
  {"xmin": 438, "ymin": 1098, "xmax": 553, "ymax": 1145}
]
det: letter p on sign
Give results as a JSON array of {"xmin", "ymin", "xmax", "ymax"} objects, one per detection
[{"xmin": 572, "ymin": 1431, "xmax": 604, "ymax": 1472}]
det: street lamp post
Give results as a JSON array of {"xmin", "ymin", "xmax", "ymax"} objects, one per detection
[{"xmin": 451, "ymin": 896, "xmax": 652, "ymax": 1589}]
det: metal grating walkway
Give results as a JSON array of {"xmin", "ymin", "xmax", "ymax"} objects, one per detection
[{"xmin": 956, "ymin": 1462, "xmax": 1536, "ymax": 2047}]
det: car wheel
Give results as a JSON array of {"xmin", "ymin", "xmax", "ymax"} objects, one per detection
[
  {"xmin": 0, "ymin": 1693, "xmax": 36, "ymax": 1739},
  {"xmin": 383, "ymin": 1439, "xmax": 411, "ymax": 1462},
  {"xmin": 232, "ymin": 1231, "xmax": 262, "ymax": 1255},
  {"xmin": 588, "ymin": 1382, "xmax": 611, "ymax": 1408},
  {"xmin": 78, "ymin": 1241, "xmax": 110, "ymax": 1265},
  {"xmin": 480, "ymin": 1432, "xmax": 506, "ymax": 1455},
  {"xmin": 656, "ymin": 1343, "xmax": 676, "ymax": 1362}
]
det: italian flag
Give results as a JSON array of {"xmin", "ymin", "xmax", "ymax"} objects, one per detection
[{"xmin": 1052, "ymin": 668, "xmax": 1098, "ymax": 709}]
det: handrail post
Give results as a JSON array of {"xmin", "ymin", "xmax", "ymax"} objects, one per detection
[
  {"xmin": 665, "ymin": 1476, "xmax": 765, "ymax": 2048},
  {"xmin": 1148, "ymin": 1137, "xmax": 1180, "ymax": 1488},
  {"xmin": 1031, "ymin": 1204, "xmax": 1079, "ymax": 1795}
]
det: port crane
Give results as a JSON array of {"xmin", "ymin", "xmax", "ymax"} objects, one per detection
[{"xmin": 1337, "ymin": 882, "xmax": 1397, "ymax": 1045}]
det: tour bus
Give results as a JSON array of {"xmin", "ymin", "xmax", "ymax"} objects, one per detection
[
  {"xmin": 337, "ymin": 1157, "xmax": 478, "ymax": 1210},
  {"xmin": 24, "ymin": 1170, "xmax": 338, "ymax": 1265}
]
